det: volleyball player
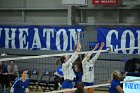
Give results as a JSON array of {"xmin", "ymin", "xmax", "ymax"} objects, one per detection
[
  {"xmin": 73, "ymin": 63, "xmax": 83, "ymax": 87},
  {"xmin": 10, "ymin": 70, "xmax": 29, "ymax": 93},
  {"xmin": 74, "ymin": 82, "xmax": 85, "ymax": 93},
  {"xmin": 82, "ymin": 42, "xmax": 104, "ymax": 93},
  {"xmin": 54, "ymin": 58, "xmax": 64, "ymax": 90},
  {"xmin": 109, "ymin": 70, "xmax": 124, "ymax": 93},
  {"xmin": 62, "ymin": 41, "xmax": 81, "ymax": 93}
]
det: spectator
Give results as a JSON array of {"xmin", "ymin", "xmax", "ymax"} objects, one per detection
[
  {"xmin": 8, "ymin": 60, "xmax": 19, "ymax": 87},
  {"xmin": 0, "ymin": 61, "xmax": 9, "ymax": 90},
  {"xmin": 8, "ymin": 60, "xmax": 19, "ymax": 76},
  {"xmin": 124, "ymin": 58, "xmax": 140, "ymax": 72}
]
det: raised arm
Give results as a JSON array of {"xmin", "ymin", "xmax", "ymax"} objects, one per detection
[
  {"xmin": 75, "ymin": 40, "xmax": 81, "ymax": 52},
  {"xmin": 82, "ymin": 43, "xmax": 99, "ymax": 65},
  {"xmin": 90, "ymin": 42, "xmax": 104, "ymax": 64},
  {"xmin": 63, "ymin": 41, "xmax": 81, "ymax": 66}
]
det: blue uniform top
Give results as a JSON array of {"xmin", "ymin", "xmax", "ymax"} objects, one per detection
[
  {"xmin": 73, "ymin": 71, "xmax": 83, "ymax": 85},
  {"xmin": 13, "ymin": 78, "xmax": 29, "ymax": 93},
  {"xmin": 56, "ymin": 66, "xmax": 63, "ymax": 76},
  {"xmin": 109, "ymin": 80, "xmax": 120, "ymax": 93}
]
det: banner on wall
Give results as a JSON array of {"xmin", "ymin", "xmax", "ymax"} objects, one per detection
[
  {"xmin": 0, "ymin": 26, "xmax": 83, "ymax": 51},
  {"xmin": 92, "ymin": 0, "xmax": 118, "ymax": 5},
  {"xmin": 62, "ymin": 0, "xmax": 87, "ymax": 5},
  {"xmin": 123, "ymin": 75, "xmax": 140, "ymax": 93},
  {"xmin": 122, "ymin": 0, "xmax": 140, "ymax": 6},
  {"xmin": 97, "ymin": 27, "xmax": 140, "ymax": 54}
]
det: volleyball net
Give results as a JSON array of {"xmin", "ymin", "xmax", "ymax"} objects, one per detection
[{"xmin": 0, "ymin": 46, "xmax": 140, "ymax": 93}]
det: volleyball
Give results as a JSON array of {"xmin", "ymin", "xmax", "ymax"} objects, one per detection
[{"xmin": 107, "ymin": 45, "xmax": 115, "ymax": 53}]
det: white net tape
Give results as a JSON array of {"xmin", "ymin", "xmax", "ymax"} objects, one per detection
[
  {"xmin": 0, "ymin": 47, "xmax": 139, "ymax": 61},
  {"xmin": 0, "ymin": 50, "xmax": 107, "ymax": 61},
  {"xmin": 45, "ymin": 79, "xmax": 140, "ymax": 93}
]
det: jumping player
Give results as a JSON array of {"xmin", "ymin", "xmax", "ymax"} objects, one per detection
[
  {"xmin": 62, "ymin": 41, "xmax": 81, "ymax": 93},
  {"xmin": 82, "ymin": 42, "xmax": 104, "ymax": 93}
]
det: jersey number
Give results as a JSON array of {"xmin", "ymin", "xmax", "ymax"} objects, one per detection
[{"xmin": 89, "ymin": 67, "xmax": 93, "ymax": 71}]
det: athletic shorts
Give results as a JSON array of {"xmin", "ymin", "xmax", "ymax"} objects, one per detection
[
  {"xmin": 62, "ymin": 80, "xmax": 73, "ymax": 89},
  {"xmin": 84, "ymin": 82, "xmax": 94, "ymax": 86}
]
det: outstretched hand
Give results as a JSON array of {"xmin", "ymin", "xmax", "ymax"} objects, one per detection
[
  {"xmin": 76, "ymin": 41, "xmax": 81, "ymax": 52},
  {"xmin": 99, "ymin": 42, "xmax": 104, "ymax": 50},
  {"xmin": 93, "ymin": 43, "xmax": 99, "ymax": 51}
]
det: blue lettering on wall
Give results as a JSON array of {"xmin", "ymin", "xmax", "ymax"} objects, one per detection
[{"xmin": 125, "ymin": 83, "xmax": 140, "ymax": 90}]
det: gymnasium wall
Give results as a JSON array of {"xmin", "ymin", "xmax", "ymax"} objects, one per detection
[{"xmin": 0, "ymin": 0, "xmax": 140, "ymax": 86}]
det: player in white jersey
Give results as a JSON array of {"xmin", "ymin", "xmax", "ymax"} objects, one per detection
[
  {"xmin": 82, "ymin": 42, "xmax": 104, "ymax": 93},
  {"xmin": 62, "ymin": 41, "xmax": 81, "ymax": 93}
]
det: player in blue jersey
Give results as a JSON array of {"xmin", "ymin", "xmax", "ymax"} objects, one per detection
[
  {"xmin": 10, "ymin": 70, "xmax": 29, "ymax": 93},
  {"xmin": 109, "ymin": 70, "xmax": 124, "ymax": 93},
  {"xmin": 74, "ymin": 82, "xmax": 86, "ymax": 93},
  {"xmin": 54, "ymin": 59, "xmax": 64, "ymax": 90},
  {"xmin": 73, "ymin": 63, "xmax": 83, "ymax": 87}
]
